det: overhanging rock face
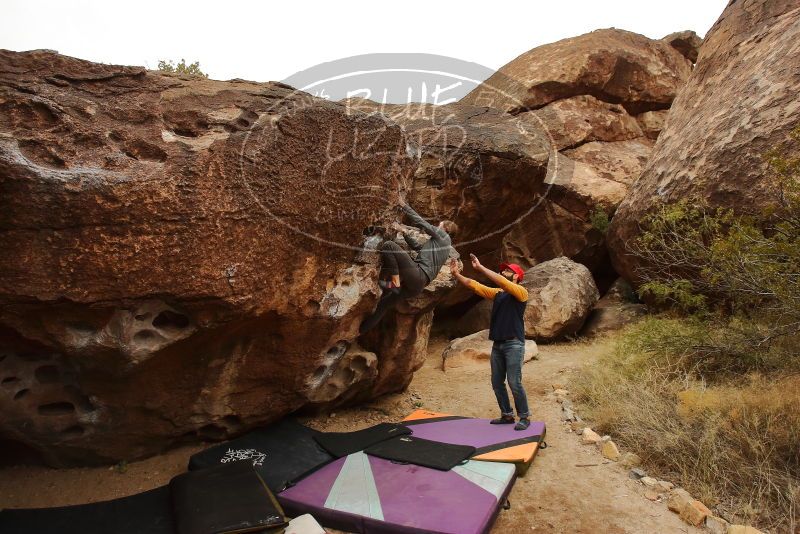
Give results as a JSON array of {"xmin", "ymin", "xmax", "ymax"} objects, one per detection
[
  {"xmin": 0, "ymin": 50, "xmax": 432, "ymax": 465},
  {"xmin": 349, "ymin": 29, "xmax": 692, "ymax": 304}
]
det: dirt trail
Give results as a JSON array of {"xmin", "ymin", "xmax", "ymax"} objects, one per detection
[{"xmin": 0, "ymin": 333, "xmax": 699, "ymax": 534}]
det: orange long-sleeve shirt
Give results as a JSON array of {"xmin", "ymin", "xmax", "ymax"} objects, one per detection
[{"xmin": 467, "ymin": 276, "xmax": 528, "ymax": 302}]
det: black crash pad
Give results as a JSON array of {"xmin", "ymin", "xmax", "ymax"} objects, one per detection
[
  {"xmin": 364, "ymin": 435, "xmax": 476, "ymax": 471},
  {"xmin": 0, "ymin": 486, "xmax": 174, "ymax": 534},
  {"xmin": 188, "ymin": 418, "xmax": 334, "ymax": 492},
  {"xmin": 0, "ymin": 457, "xmax": 289, "ymax": 534},
  {"xmin": 171, "ymin": 460, "xmax": 286, "ymax": 534},
  {"xmin": 313, "ymin": 422, "xmax": 412, "ymax": 458}
]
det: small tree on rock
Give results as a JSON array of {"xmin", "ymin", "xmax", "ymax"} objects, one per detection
[{"xmin": 157, "ymin": 59, "xmax": 207, "ymax": 78}]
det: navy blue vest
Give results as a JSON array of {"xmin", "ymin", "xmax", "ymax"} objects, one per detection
[{"xmin": 488, "ymin": 291, "xmax": 527, "ymax": 341}]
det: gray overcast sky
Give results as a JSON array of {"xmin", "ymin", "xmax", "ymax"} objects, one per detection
[{"xmin": 2, "ymin": 0, "xmax": 727, "ymax": 82}]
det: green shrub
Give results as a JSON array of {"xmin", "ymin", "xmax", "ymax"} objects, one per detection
[
  {"xmin": 157, "ymin": 59, "xmax": 208, "ymax": 78},
  {"xmin": 626, "ymin": 126, "xmax": 800, "ymax": 374},
  {"xmin": 589, "ymin": 208, "xmax": 610, "ymax": 235},
  {"xmin": 575, "ymin": 128, "xmax": 800, "ymax": 531},
  {"xmin": 575, "ymin": 321, "xmax": 800, "ymax": 531}
]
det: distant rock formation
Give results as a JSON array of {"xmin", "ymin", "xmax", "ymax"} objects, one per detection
[
  {"xmin": 459, "ymin": 29, "xmax": 691, "ymax": 289},
  {"xmin": 608, "ymin": 1, "xmax": 800, "ymax": 286},
  {"xmin": 661, "ymin": 30, "xmax": 703, "ymax": 63},
  {"xmin": 460, "ymin": 28, "xmax": 691, "ymax": 115}
]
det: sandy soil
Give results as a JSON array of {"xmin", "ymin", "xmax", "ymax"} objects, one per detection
[{"xmin": 0, "ymin": 333, "xmax": 700, "ymax": 534}]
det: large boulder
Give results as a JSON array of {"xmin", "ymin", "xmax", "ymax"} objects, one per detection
[
  {"xmin": 347, "ymin": 31, "xmax": 687, "ymax": 296},
  {"xmin": 529, "ymin": 95, "xmax": 644, "ymax": 151},
  {"xmin": 0, "ymin": 50, "xmax": 433, "ymax": 465},
  {"xmin": 453, "ymin": 257, "xmax": 599, "ymax": 341},
  {"xmin": 460, "ymin": 28, "xmax": 692, "ymax": 114},
  {"xmin": 344, "ymin": 98, "xmax": 552, "ymax": 307},
  {"xmin": 608, "ymin": 1, "xmax": 800, "ymax": 286},
  {"xmin": 523, "ymin": 257, "xmax": 600, "ymax": 341},
  {"xmin": 499, "ymin": 75, "xmax": 660, "ymax": 276}
]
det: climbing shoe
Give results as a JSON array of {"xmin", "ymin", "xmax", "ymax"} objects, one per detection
[
  {"xmin": 490, "ymin": 416, "xmax": 515, "ymax": 425},
  {"xmin": 378, "ymin": 280, "xmax": 401, "ymax": 295},
  {"xmin": 363, "ymin": 225, "xmax": 387, "ymax": 237},
  {"xmin": 514, "ymin": 418, "xmax": 531, "ymax": 431}
]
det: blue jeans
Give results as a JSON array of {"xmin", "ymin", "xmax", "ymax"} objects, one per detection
[{"xmin": 490, "ymin": 339, "xmax": 530, "ymax": 418}]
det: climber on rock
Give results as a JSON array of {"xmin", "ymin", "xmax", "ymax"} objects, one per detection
[
  {"xmin": 450, "ymin": 254, "xmax": 532, "ymax": 430},
  {"xmin": 359, "ymin": 199, "xmax": 458, "ymax": 334}
]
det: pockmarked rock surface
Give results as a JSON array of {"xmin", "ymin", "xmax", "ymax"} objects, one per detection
[
  {"xmin": 608, "ymin": 1, "xmax": 800, "ymax": 285},
  {"xmin": 441, "ymin": 329, "xmax": 538, "ymax": 370},
  {"xmin": 0, "ymin": 50, "xmax": 438, "ymax": 465}
]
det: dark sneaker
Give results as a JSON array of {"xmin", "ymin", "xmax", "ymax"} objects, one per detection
[
  {"xmin": 363, "ymin": 225, "xmax": 387, "ymax": 237},
  {"xmin": 378, "ymin": 280, "xmax": 401, "ymax": 296},
  {"xmin": 490, "ymin": 416, "xmax": 515, "ymax": 425},
  {"xmin": 514, "ymin": 418, "xmax": 531, "ymax": 431},
  {"xmin": 358, "ymin": 292, "xmax": 401, "ymax": 335}
]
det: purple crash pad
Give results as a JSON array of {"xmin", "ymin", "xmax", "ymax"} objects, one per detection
[{"xmin": 278, "ymin": 451, "xmax": 516, "ymax": 534}]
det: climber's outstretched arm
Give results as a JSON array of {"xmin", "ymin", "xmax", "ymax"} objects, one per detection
[
  {"xmin": 399, "ymin": 200, "xmax": 443, "ymax": 238},
  {"xmin": 449, "ymin": 258, "xmax": 500, "ymax": 301}
]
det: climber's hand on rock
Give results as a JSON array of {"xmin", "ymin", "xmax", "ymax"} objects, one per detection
[{"xmin": 449, "ymin": 258, "xmax": 461, "ymax": 276}]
